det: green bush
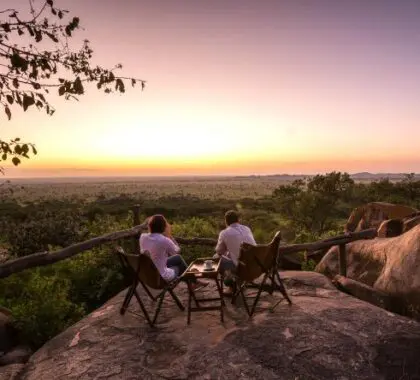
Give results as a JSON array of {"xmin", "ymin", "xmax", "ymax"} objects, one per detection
[
  {"xmin": 0, "ymin": 269, "xmax": 85, "ymax": 349},
  {"xmin": 0, "ymin": 246, "xmax": 130, "ymax": 349},
  {"xmin": 57, "ymin": 248, "xmax": 129, "ymax": 311},
  {"xmin": 172, "ymin": 217, "xmax": 218, "ymax": 238},
  {"xmin": 301, "ymin": 259, "xmax": 317, "ymax": 271}
]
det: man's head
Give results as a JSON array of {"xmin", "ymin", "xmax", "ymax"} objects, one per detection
[
  {"xmin": 225, "ymin": 210, "xmax": 239, "ymax": 226},
  {"xmin": 148, "ymin": 214, "xmax": 168, "ymax": 234}
]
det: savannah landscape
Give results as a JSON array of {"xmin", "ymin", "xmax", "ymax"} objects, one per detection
[
  {"xmin": 1, "ymin": 172, "xmax": 420, "ymax": 349},
  {"xmin": 1, "ymin": 0, "xmax": 420, "ymax": 378}
]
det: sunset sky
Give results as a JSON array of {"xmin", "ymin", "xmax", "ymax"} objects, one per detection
[{"xmin": 3, "ymin": 0, "xmax": 420, "ymax": 177}]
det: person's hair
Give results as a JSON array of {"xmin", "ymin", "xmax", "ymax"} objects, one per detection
[
  {"xmin": 148, "ymin": 214, "xmax": 168, "ymax": 234},
  {"xmin": 225, "ymin": 210, "xmax": 239, "ymax": 226}
]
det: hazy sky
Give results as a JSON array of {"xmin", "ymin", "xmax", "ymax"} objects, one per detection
[{"xmin": 3, "ymin": 0, "xmax": 420, "ymax": 177}]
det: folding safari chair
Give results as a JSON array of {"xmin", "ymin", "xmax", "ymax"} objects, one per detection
[
  {"xmin": 231, "ymin": 231, "xmax": 292, "ymax": 316},
  {"xmin": 115, "ymin": 246, "xmax": 185, "ymax": 327}
]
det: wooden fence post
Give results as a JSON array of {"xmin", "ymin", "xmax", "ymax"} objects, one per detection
[
  {"xmin": 339, "ymin": 244, "xmax": 347, "ymax": 277},
  {"xmin": 131, "ymin": 204, "xmax": 141, "ymax": 253}
]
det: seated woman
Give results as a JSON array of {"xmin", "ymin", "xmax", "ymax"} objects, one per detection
[{"xmin": 139, "ymin": 214, "xmax": 207, "ymax": 289}]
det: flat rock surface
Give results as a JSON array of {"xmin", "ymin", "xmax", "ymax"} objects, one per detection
[{"xmin": 4, "ymin": 271, "xmax": 420, "ymax": 380}]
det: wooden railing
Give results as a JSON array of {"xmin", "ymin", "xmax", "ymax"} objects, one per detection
[
  {"xmin": 0, "ymin": 205, "xmax": 377, "ymax": 279},
  {"xmin": 277, "ymin": 228, "xmax": 377, "ymax": 276}
]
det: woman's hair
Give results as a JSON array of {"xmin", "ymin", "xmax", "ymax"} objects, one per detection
[{"xmin": 148, "ymin": 214, "xmax": 168, "ymax": 234}]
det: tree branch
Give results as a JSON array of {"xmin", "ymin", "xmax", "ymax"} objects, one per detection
[
  {"xmin": 0, "ymin": 9, "xmax": 16, "ymax": 14},
  {"xmin": 32, "ymin": 0, "xmax": 48, "ymax": 21}
]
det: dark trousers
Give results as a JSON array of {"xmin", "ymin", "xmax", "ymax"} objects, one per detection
[
  {"xmin": 167, "ymin": 254, "xmax": 188, "ymax": 277},
  {"xmin": 219, "ymin": 256, "xmax": 237, "ymax": 287},
  {"xmin": 219, "ymin": 256, "xmax": 236, "ymax": 273}
]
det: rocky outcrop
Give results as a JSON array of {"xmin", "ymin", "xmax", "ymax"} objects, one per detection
[
  {"xmin": 403, "ymin": 215, "xmax": 420, "ymax": 233},
  {"xmin": 0, "ymin": 364, "xmax": 25, "ymax": 380},
  {"xmin": 345, "ymin": 202, "xmax": 418, "ymax": 233},
  {"xmin": 0, "ymin": 308, "xmax": 31, "ymax": 371},
  {"xmin": 377, "ymin": 218, "xmax": 404, "ymax": 238},
  {"xmin": 4, "ymin": 271, "xmax": 420, "ymax": 380},
  {"xmin": 316, "ymin": 225, "xmax": 420, "ymax": 318},
  {"xmin": 377, "ymin": 214, "xmax": 420, "ymax": 238},
  {"xmin": 0, "ymin": 346, "xmax": 32, "ymax": 367},
  {"xmin": 0, "ymin": 309, "xmax": 16, "ymax": 354}
]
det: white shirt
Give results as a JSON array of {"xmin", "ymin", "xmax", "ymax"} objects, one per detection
[
  {"xmin": 215, "ymin": 223, "xmax": 256, "ymax": 265},
  {"xmin": 139, "ymin": 233, "xmax": 180, "ymax": 281}
]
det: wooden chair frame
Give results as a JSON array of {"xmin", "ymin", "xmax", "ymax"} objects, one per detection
[
  {"xmin": 231, "ymin": 232, "xmax": 292, "ymax": 316},
  {"xmin": 115, "ymin": 246, "xmax": 185, "ymax": 327}
]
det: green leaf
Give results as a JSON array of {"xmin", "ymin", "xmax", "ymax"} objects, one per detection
[
  {"xmin": 12, "ymin": 78, "xmax": 19, "ymax": 88},
  {"xmin": 5, "ymin": 106, "xmax": 11, "ymax": 120},
  {"xmin": 31, "ymin": 82, "xmax": 41, "ymax": 90},
  {"xmin": 1, "ymin": 154, "xmax": 7, "ymax": 161},
  {"xmin": 71, "ymin": 17, "xmax": 80, "ymax": 28},
  {"xmin": 6, "ymin": 95, "xmax": 14, "ymax": 105},
  {"xmin": 10, "ymin": 54, "xmax": 28, "ymax": 71},
  {"xmin": 23, "ymin": 95, "xmax": 35, "ymax": 111},
  {"xmin": 45, "ymin": 32, "xmax": 59, "ymax": 43},
  {"xmin": 15, "ymin": 92, "xmax": 22, "ymax": 105},
  {"xmin": 35, "ymin": 30, "xmax": 42, "ymax": 43},
  {"xmin": 73, "ymin": 77, "xmax": 84, "ymax": 94},
  {"xmin": 32, "ymin": 146, "xmax": 38, "ymax": 155},
  {"xmin": 12, "ymin": 157, "xmax": 20, "ymax": 166},
  {"xmin": 58, "ymin": 86, "xmax": 65, "ymax": 96},
  {"xmin": 2, "ymin": 23, "xmax": 11, "ymax": 33},
  {"xmin": 115, "ymin": 78, "xmax": 125, "ymax": 93},
  {"xmin": 26, "ymin": 26, "xmax": 34, "ymax": 36}
]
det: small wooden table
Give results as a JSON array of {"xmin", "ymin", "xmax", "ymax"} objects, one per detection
[{"xmin": 182, "ymin": 257, "xmax": 225, "ymax": 324}]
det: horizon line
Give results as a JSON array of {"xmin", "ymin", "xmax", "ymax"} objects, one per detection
[{"xmin": 2, "ymin": 171, "xmax": 419, "ymax": 181}]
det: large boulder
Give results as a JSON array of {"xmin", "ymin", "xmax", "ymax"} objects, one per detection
[
  {"xmin": 316, "ymin": 225, "xmax": 420, "ymax": 317},
  {"xmin": 0, "ymin": 347, "xmax": 32, "ymax": 367},
  {"xmin": 345, "ymin": 202, "xmax": 418, "ymax": 233},
  {"xmin": 6, "ymin": 271, "xmax": 420, "ymax": 380},
  {"xmin": 0, "ymin": 364, "xmax": 25, "ymax": 380},
  {"xmin": 377, "ymin": 214, "xmax": 420, "ymax": 238},
  {"xmin": 403, "ymin": 215, "xmax": 420, "ymax": 233},
  {"xmin": 0, "ymin": 309, "xmax": 16, "ymax": 354},
  {"xmin": 376, "ymin": 218, "xmax": 404, "ymax": 238}
]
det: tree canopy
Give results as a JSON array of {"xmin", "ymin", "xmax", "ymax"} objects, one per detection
[{"xmin": 0, "ymin": 0, "xmax": 145, "ymax": 171}]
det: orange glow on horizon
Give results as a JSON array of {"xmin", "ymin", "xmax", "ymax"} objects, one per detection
[{"xmin": 3, "ymin": 0, "xmax": 420, "ymax": 178}]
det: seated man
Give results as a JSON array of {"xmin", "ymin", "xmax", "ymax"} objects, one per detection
[{"xmin": 213, "ymin": 210, "xmax": 256, "ymax": 293}]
